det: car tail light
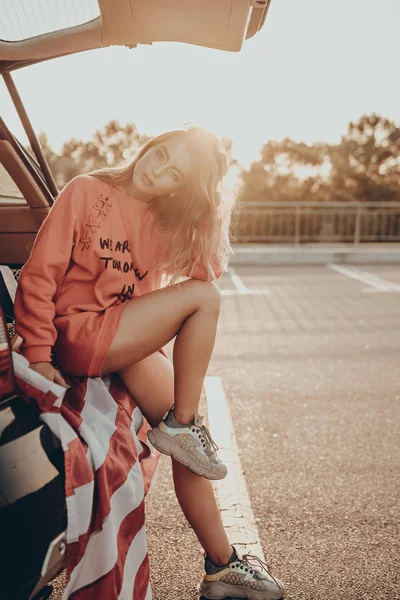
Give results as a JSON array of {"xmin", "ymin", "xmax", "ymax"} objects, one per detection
[{"xmin": 0, "ymin": 304, "xmax": 16, "ymax": 406}]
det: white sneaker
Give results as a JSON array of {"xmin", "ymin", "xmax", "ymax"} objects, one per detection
[{"xmin": 147, "ymin": 405, "xmax": 227, "ymax": 480}]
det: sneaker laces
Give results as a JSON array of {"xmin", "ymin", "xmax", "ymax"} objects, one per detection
[
  {"xmin": 193, "ymin": 414, "xmax": 219, "ymax": 456},
  {"xmin": 240, "ymin": 554, "xmax": 281, "ymax": 588},
  {"xmin": 200, "ymin": 424, "xmax": 219, "ymax": 455}
]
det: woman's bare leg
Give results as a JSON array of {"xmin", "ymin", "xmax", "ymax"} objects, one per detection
[
  {"xmin": 117, "ymin": 351, "xmax": 233, "ymax": 566},
  {"xmin": 102, "ymin": 278, "xmax": 221, "ymax": 424},
  {"xmin": 171, "ymin": 459, "xmax": 233, "ymax": 566}
]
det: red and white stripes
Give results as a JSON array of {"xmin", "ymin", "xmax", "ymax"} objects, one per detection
[{"xmin": 13, "ymin": 352, "xmax": 160, "ymax": 600}]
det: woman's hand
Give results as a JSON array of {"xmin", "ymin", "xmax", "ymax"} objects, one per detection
[{"xmin": 29, "ymin": 361, "xmax": 68, "ymax": 388}]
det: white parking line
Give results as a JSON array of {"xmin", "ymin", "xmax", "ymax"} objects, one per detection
[
  {"xmin": 228, "ymin": 267, "xmax": 249, "ymax": 294},
  {"xmin": 327, "ymin": 264, "xmax": 400, "ymax": 292},
  {"xmin": 204, "ymin": 376, "xmax": 265, "ymax": 559},
  {"xmin": 224, "ymin": 267, "xmax": 270, "ymax": 295}
]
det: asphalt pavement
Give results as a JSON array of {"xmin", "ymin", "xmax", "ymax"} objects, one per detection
[{"xmin": 52, "ymin": 262, "xmax": 400, "ymax": 600}]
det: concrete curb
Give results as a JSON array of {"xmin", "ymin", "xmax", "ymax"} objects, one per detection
[{"xmin": 230, "ymin": 244, "xmax": 400, "ymax": 266}]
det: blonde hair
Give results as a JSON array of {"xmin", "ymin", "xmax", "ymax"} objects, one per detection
[{"xmin": 88, "ymin": 126, "xmax": 237, "ymax": 286}]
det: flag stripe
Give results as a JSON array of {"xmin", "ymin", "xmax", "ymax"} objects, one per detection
[
  {"xmin": 120, "ymin": 525, "xmax": 149, "ymax": 600},
  {"xmin": 133, "ymin": 553, "xmax": 151, "ymax": 600},
  {"xmin": 144, "ymin": 581, "xmax": 152, "ymax": 600}
]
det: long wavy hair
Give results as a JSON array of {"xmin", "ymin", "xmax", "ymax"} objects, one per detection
[{"xmin": 88, "ymin": 126, "xmax": 237, "ymax": 286}]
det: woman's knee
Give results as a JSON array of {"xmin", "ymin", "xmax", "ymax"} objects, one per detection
[{"xmin": 186, "ymin": 278, "xmax": 221, "ymax": 312}]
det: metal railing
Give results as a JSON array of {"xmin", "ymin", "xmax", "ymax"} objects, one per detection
[{"xmin": 232, "ymin": 201, "xmax": 400, "ymax": 244}]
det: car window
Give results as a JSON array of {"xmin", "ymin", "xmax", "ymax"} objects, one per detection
[
  {"xmin": 0, "ymin": 165, "xmax": 26, "ymax": 204},
  {"xmin": 0, "ymin": 0, "xmax": 100, "ymax": 42}
]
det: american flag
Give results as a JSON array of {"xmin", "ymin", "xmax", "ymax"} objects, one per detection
[{"xmin": 13, "ymin": 351, "xmax": 161, "ymax": 600}]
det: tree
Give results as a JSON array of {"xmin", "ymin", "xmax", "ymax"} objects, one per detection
[
  {"xmin": 239, "ymin": 138, "xmax": 330, "ymax": 203},
  {"xmin": 39, "ymin": 121, "xmax": 150, "ymax": 188},
  {"xmin": 238, "ymin": 114, "xmax": 400, "ymax": 204},
  {"xmin": 329, "ymin": 113, "xmax": 400, "ymax": 202}
]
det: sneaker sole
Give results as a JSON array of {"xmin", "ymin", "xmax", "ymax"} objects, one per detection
[
  {"xmin": 147, "ymin": 429, "xmax": 227, "ymax": 480},
  {"xmin": 198, "ymin": 580, "xmax": 285, "ymax": 600}
]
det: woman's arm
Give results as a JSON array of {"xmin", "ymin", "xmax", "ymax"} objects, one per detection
[{"xmin": 14, "ymin": 176, "xmax": 87, "ymax": 365}]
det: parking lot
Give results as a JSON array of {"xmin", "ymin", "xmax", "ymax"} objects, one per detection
[{"xmin": 53, "ymin": 263, "xmax": 400, "ymax": 600}]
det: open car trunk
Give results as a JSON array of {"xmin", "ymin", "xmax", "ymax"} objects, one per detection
[{"xmin": 0, "ymin": 0, "xmax": 272, "ymax": 73}]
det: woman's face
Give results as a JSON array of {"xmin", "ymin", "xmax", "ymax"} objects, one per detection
[{"xmin": 131, "ymin": 137, "xmax": 192, "ymax": 200}]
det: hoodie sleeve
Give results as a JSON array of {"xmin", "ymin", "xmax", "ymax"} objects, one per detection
[{"xmin": 14, "ymin": 176, "xmax": 89, "ymax": 364}]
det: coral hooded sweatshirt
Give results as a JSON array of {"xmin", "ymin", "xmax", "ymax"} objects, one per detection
[{"xmin": 14, "ymin": 175, "xmax": 223, "ymax": 376}]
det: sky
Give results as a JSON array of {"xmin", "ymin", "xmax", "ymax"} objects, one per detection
[{"xmin": 1, "ymin": 0, "xmax": 399, "ymax": 169}]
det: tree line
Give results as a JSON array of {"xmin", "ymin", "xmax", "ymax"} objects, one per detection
[{"xmin": 40, "ymin": 113, "xmax": 400, "ymax": 203}]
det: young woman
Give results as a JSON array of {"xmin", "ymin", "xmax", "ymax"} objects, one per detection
[{"xmin": 14, "ymin": 126, "xmax": 285, "ymax": 600}]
